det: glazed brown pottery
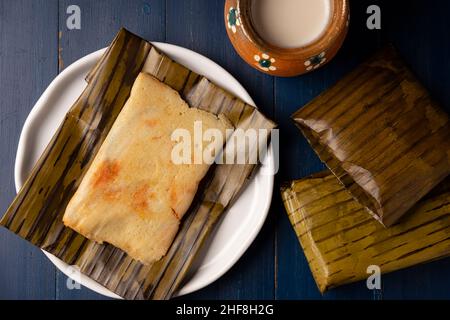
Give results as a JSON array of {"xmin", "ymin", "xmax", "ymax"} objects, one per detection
[{"xmin": 224, "ymin": 0, "xmax": 350, "ymax": 77}]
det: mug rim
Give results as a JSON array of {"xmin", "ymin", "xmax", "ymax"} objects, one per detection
[{"xmin": 237, "ymin": 0, "xmax": 349, "ymax": 60}]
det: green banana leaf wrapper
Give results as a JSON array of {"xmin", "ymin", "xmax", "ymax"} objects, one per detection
[
  {"xmin": 1, "ymin": 28, "xmax": 276, "ymax": 300},
  {"xmin": 281, "ymin": 172, "xmax": 450, "ymax": 293},
  {"xmin": 292, "ymin": 46, "xmax": 450, "ymax": 227}
]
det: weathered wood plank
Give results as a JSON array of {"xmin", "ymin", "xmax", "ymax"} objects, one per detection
[{"xmin": 0, "ymin": 0, "xmax": 58, "ymax": 300}]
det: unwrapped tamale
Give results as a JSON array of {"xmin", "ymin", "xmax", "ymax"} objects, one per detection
[
  {"xmin": 63, "ymin": 73, "xmax": 233, "ymax": 265},
  {"xmin": 292, "ymin": 46, "xmax": 450, "ymax": 226},
  {"xmin": 281, "ymin": 172, "xmax": 450, "ymax": 293}
]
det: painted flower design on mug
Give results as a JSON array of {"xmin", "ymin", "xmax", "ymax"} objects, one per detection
[
  {"xmin": 304, "ymin": 52, "xmax": 327, "ymax": 71},
  {"xmin": 227, "ymin": 7, "xmax": 241, "ymax": 33},
  {"xmin": 254, "ymin": 53, "xmax": 277, "ymax": 72}
]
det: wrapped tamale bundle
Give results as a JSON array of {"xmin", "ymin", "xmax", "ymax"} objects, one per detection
[
  {"xmin": 281, "ymin": 172, "xmax": 450, "ymax": 293},
  {"xmin": 1, "ymin": 28, "xmax": 276, "ymax": 299},
  {"xmin": 292, "ymin": 46, "xmax": 450, "ymax": 226}
]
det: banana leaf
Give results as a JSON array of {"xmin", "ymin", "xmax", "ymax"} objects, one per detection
[
  {"xmin": 281, "ymin": 172, "xmax": 450, "ymax": 293},
  {"xmin": 1, "ymin": 28, "xmax": 276, "ymax": 300},
  {"xmin": 292, "ymin": 46, "xmax": 450, "ymax": 226}
]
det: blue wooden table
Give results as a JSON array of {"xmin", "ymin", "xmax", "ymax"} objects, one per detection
[{"xmin": 1, "ymin": 0, "xmax": 449, "ymax": 300}]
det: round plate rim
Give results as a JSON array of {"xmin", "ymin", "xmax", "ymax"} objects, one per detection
[{"xmin": 14, "ymin": 42, "xmax": 274, "ymax": 299}]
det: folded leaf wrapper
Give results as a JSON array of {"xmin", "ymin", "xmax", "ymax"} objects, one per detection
[
  {"xmin": 292, "ymin": 46, "xmax": 450, "ymax": 226},
  {"xmin": 1, "ymin": 29, "xmax": 276, "ymax": 299},
  {"xmin": 281, "ymin": 172, "xmax": 450, "ymax": 293}
]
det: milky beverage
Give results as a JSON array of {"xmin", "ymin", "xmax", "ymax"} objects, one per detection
[{"xmin": 251, "ymin": 0, "xmax": 331, "ymax": 49}]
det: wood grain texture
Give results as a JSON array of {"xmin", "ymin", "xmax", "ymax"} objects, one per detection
[
  {"xmin": 1, "ymin": 0, "xmax": 450, "ymax": 299},
  {"xmin": 0, "ymin": 0, "xmax": 58, "ymax": 299}
]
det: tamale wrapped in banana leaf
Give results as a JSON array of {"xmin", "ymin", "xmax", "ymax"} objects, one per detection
[
  {"xmin": 281, "ymin": 172, "xmax": 450, "ymax": 293},
  {"xmin": 292, "ymin": 46, "xmax": 450, "ymax": 226},
  {"xmin": 0, "ymin": 28, "xmax": 276, "ymax": 299}
]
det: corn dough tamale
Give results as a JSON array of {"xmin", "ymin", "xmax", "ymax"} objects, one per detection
[{"xmin": 63, "ymin": 73, "xmax": 233, "ymax": 265}]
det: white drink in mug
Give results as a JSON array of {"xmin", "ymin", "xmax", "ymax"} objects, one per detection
[{"xmin": 251, "ymin": 0, "xmax": 332, "ymax": 49}]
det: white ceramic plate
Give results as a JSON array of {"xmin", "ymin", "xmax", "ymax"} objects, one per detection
[{"xmin": 15, "ymin": 43, "xmax": 274, "ymax": 298}]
